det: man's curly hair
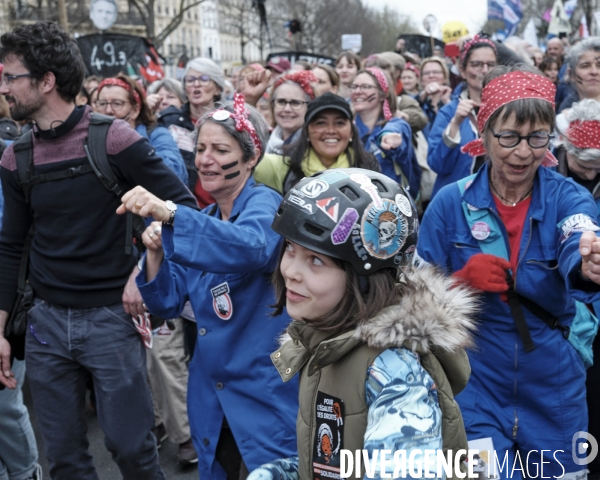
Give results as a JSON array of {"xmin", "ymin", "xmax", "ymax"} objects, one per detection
[{"xmin": 0, "ymin": 21, "xmax": 85, "ymax": 102}]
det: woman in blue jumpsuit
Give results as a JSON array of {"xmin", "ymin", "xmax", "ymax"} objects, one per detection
[
  {"xmin": 352, "ymin": 67, "xmax": 421, "ymax": 199},
  {"xmin": 417, "ymin": 66, "xmax": 600, "ymax": 480},
  {"xmin": 118, "ymin": 94, "xmax": 298, "ymax": 480},
  {"xmin": 427, "ymin": 33, "xmax": 498, "ymax": 199}
]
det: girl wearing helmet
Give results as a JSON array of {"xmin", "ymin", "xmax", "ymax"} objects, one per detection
[{"xmin": 247, "ymin": 168, "xmax": 478, "ymax": 479}]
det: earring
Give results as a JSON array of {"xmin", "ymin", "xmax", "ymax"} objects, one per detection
[{"xmin": 349, "ymin": 138, "xmax": 353, "ymax": 142}]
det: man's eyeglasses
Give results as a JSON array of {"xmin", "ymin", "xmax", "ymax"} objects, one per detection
[
  {"xmin": 468, "ymin": 61, "xmax": 497, "ymax": 70},
  {"xmin": 272, "ymin": 98, "xmax": 308, "ymax": 110},
  {"xmin": 491, "ymin": 128, "xmax": 554, "ymax": 149},
  {"xmin": 0, "ymin": 73, "xmax": 34, "ymax": 86},
  {"xmin": 94, "ymin": 100, "xmax": 130, "ymax": 111},
  {"xmin": 183, "ymin": 75, "xmax": 212, "ymax": 87}
]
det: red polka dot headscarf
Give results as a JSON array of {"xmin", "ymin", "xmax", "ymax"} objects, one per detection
[
  {"xmin": 566, "ymin": 120, "xmax": 600, "ymax": 149},
  {"xmin": 461, "ymin": 70, "xmax": 558, "ymax": 167},
  {"xmin": 272, "ymin": 70, "xmax": 317, "ymax": 100},
  {"xmin": 366, "ymin": 67, "xmax": 393, "ymax": 121}
]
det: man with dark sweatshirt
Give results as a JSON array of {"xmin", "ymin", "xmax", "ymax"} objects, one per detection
[{"xmin": 0, "ymin": 22, "xmax": 198, "ymax": 480}]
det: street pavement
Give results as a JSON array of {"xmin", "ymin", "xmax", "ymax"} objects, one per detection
[{"xmin": 23, "ymin": 378, "xmax": 199, "ymax": 480}]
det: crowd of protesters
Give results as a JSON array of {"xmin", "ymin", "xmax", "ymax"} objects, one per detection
[{"xmin": 0, "ymin": 18, "xmax": 600, "ymax": 480}]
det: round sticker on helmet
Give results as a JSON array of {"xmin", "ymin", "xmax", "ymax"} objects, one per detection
[
  {"xmin": 212, "ymin": 110, "xmax": 231, "ymax": 121},
  {"xmin": 361, "ymin": 200, "xmax": 408, "ymax": 259},
  {"xmin": 300, "ymin": 179, "xmax": 329, "ymax": 198},
  {"xmin": 395, "ymin": 194, "xmax": 413, "ymax": 217},
  {"xmin": 471, "ymin": 221, "xmax": 491, "ymax": 240}
]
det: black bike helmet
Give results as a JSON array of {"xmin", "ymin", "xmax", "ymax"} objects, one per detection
[{"xmin": 271, "ymin": 168, "xmax": 419, "ymax": 276}]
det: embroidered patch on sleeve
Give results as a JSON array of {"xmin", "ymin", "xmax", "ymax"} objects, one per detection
[{"xmin": 558, "ymin": 214, "xmax": 600, "ymax": 244}]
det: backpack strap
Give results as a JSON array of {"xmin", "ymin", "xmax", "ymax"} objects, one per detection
[
  {"xmin": 86, "ymin": 113, "xmax": 142, "ymax": 256},
  {"xmin": 85, "ymin": 113, "xmax": 123, "ymax": 197},
  {"xmin": 13, "ymin": 130, "xmax": 35, "ymax": 204}
]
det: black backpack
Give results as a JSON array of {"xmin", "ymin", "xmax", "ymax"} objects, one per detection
[
  {"xmin": 13, "ymin": 112, "xmax": 145, "ymax": 255},
  {"xmin": 3, "ymin": 113, "xmax": 145, "ymax": 361}
]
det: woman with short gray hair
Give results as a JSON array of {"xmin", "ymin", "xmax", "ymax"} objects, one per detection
[
  {"xmin": 558, "ymin": 37, "xmax": 600, "ymax": 112},
  {"xmin": 117, "ymin": 93, "xmax": 299, "ymax": 480},
  {"xmin": 147, "ymin": 78, "xmax": 187, "ymax": 113}
]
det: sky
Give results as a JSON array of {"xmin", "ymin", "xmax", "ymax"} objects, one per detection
[{"xmin": 364, "ymin": 0, "xmax": 489, "ymax": 37}]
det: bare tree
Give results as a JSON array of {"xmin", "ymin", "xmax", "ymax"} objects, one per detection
[
  {"xmin": 8, "ymin": 0, "xmax": 205, "ymax": 50},
  {"xmin": 268, "ymin": 0, "xmax": 418, "ymax": 56},
  {"xmin": 219, "ymin": 0, "xmax": 262, "ymax": 64},
  {"xmin": 128, "ymin": 0, "xmax": 207, "ymax": 49}
]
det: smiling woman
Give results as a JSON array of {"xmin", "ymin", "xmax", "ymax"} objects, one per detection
[
  {"xmin": 254, "ymin": 92, "xmax": 380, "ymax": 194},
  {"xmin": 264, "ymin": 70, "xmax": 317, "ymax": 155},
  {"xmin": 426, "ymin": 33, "xmax": 498, "ymax": 199},
  {"xmin": 417, "ymin": 65, "xmax": 600, "ymax": 480},
  {"xmin": 352, "ymin": 67, "xmax": 421, "ymax": 199}
]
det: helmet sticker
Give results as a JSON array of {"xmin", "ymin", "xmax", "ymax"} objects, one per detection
[
  {"xmin": 287, "ymin": 193, "xmax": 314, "ymax": 214},
  {"xmin": 351, "ymin": 223, "xmax": 369, "ymax": 260},
  {"xmin": 395, "ymin": 194, "xmax": 413, "ymax": 217},
  {"xmin": 316, "ymin": 197, "xmax": 340, "ymax": 223},
  {"xmin": 211, "ymin": 282, "xmax": 233, "ymax": 320},
  {"xmin": 361, "ymin": 200, "xmax": 408, "ymax": 259},
  {"xmin": 350, "ymin": 173, "xmax": 383, "ymax": 208},
  {"xmin": 301, "ymin": 179, "xmax": 329, "ymax": 198},
  {"xmin": 331, "ymin": 208, "xmax": 359, "ymax": 245},
  {"xmin": 319, "ymin": 171, "xmax": 349, "ymax": 185}
]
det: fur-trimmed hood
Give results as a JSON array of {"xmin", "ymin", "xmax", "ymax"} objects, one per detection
[
  {"xmin": 279, "ymin": 265, "xmax": 478, "ymax": 355},
  {"xmin": 273, "ymin": 266, "xmax": 478, "ymax": 397},
  {"xmin": 356, "ymin": 265, "xmax": 478, "ymax": 353}
]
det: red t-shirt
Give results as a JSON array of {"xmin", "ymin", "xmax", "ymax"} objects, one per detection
[{"xmin": 493, "ymin": 195, "xmax": 532, "ymax": 275}]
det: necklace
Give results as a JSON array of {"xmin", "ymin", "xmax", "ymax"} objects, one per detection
[{"xmin": 489, "ymin": 179, "xmax": 533, "ymax": 207}]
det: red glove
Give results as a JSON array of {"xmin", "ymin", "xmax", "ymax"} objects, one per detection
[{"xmin": 453, "ymin": 253, "xmax": 511, "ymax": 293}]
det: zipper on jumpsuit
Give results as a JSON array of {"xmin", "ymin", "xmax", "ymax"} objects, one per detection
[
  {"xmin": 488, "ymin": 209, "xmax": 535, "ymax": 441},
  {"xmin": 511, "ymin": 216, "xmax": 534, "ymax": 439}
]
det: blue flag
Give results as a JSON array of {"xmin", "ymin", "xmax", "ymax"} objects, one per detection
[{"xmin": 488, "ymin": 0, "xmax": 523, "ymax": 36}]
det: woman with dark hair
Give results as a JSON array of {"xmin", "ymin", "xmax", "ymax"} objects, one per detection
[
  {"xmin": 418, "ymin": 65, "xmax": 600, "ymax": 480},
  {"xmin": 254, "ymin": 92, "xmax": 380, "ymax": 194},
  {"xmin": 352, "ymin": 67, "xmax": 421, "ymax": 199},
  {"xmin": 427, "ymin": 33, "xmax": 498, "ymax": 199},
  {"xmin": 335, "ymin": 51, "xmax": 361, "ymax": 100},
  {"xmin": 117, "ymin": 94, "xmax": 298, "ymax": 480},
  {"xmin": 96, "ymin": 75, "xmax": 188, "ymax": 184}
]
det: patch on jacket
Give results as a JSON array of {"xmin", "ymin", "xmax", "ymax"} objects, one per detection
[
  {"xmin": 211, "ymin": 282, "xmax": 233, "ymax": 320},
  {"xmin": 313, "ymin": 391, "xmax": 344, "ymax": 479},
  {"xmin": 558, "ymin": 213, "xmax": 600, "ymax": 243}
]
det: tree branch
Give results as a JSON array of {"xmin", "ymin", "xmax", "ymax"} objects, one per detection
[{"xmin": 155, "ymin": 0, "xmax": 206, "ymax": 48}]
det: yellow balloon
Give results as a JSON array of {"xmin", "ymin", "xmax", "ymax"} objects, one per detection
[{"xmin": 442, "ymin": 21, "xmax": 469, "ymax": 44}]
